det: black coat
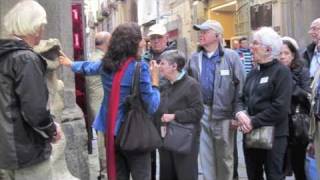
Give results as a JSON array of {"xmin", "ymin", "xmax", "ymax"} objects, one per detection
[
  {"xmin": 155, "ymin": 74, "xmax": 204, "ymax": 136},
  {"xmin": 290, "ymin": 66, "xmax": 311, "ymax": 114},
  {"xmin": 240, "ymin": 60, "xmax": 292, "ymax": 137},
  {"xmin": 0, "ymin": 39, "xmax": 56, "ymax": 169}
]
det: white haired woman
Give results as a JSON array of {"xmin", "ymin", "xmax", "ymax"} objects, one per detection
[
  {"xmin": 0, "ymin": 1, "xmax": 61, "ymax": 180},
  {"xmin": 235, "ymin": 27, "xmax": 292, "ymax": 180}
]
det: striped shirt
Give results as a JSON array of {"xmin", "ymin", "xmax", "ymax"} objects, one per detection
[{"xmin": 237, "ymin": 48, "xmax": 253, "ymax": 74}]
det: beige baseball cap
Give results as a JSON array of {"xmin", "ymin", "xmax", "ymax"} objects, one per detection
[{"xmin": 193, "ymin": 20, "xmax": 224, "ymax": 34}]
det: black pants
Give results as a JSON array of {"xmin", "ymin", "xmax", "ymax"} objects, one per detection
[
  {"xmin": 243, "ymin": 136, "xmax": 287, "ymax": 180},
  {"xmin": 289, "ymin": 143, "xmax": 308, "ymax": 180},
  {"xmin": 116, "ymin": 148, "xmax": 151, "ymax": 180},
  {"xmin": 151, "ymin": 151, "xmax": 156, "ymax": 180},
  {"xmin": 159, "ymin": 141, "xmax": 199, "ymax": 180}
]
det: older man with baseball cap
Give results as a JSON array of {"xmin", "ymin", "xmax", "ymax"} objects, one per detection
[
  {"xmin": 143, "ymin": 23, "xmax": 176, "ymax": 64},
  {"xmin": 186, "ymin": 20, "xmax": 245, "ymax": 180}
]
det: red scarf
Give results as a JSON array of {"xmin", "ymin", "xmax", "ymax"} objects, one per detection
[{"xmin": 105, "ymin": 57, "xmax": 134, "ymax": 180}]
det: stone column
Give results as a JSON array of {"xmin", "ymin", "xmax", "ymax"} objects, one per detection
[{"xmin": 36, "ymin": 0, "xmax": 90, "ymax": 179}]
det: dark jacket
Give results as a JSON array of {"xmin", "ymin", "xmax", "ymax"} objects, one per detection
[
  {"xmin": 288, "ymin": 66, "xmax": 311, "ymax": 144},
  {"xmin": 303, "ymin": 42, "xmax": 316, "ymax": 67},
  {"xmin": 290, "ymin": 66, "xmax": 311, "ymax": 114},
  {"xmin": 239, "ymin": 60, "xmax": 292, "ymax": 137},
  {"xmin": 0, "ymin": 39, "xmax": 56, "ymax": 169},
  {"xmin": 155, "ymin": 73, "xmax": 204, "ymax": 137}
]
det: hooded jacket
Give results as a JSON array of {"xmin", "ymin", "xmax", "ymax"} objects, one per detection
[{"xmin": 0, "ymin": 39, "xmax": 56, "ymax": 169}]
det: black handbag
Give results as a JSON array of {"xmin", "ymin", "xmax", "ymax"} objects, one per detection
[
  {"xmin": 116, "ymin": 62, "xmax": 162, "ymax": 153},
  {"xmin": 291, "ymin": 106, "xmax": 310, "ymax": 142},
  {"xmin": 163, "ymin": 121, "xmax": 195, "ymax": 154}
]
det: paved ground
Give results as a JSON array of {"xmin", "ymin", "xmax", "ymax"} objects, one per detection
[{"xmin": 88, "ymin": 130, "xmax": 295, "ymax": 180}]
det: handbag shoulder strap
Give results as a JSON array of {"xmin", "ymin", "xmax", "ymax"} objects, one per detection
[
  {"xmin": 132, "ymin": 61, "xmax": 141, "ymax": 96},
  {"xmin": 131, "ymin": 61, "xmax": 150, "ymax": 111}
]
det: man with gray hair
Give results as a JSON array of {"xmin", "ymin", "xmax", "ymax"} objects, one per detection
[
  {"xmin": 304, "ymin": 18, "xmax": 320, "ymax": 78},
  {"xmin": 305, "ymin": 17, "xmax": 320, "ymax": 175},
  {"xmin": 0, "ymin": 1, "xmax": 62, "ymax": 179},
  {"xmin": 187, "ymin": 20, "xmax": 245, "ymax": 180},
  {"xmin": 86, "ymin": 31, "xmax": 110, "ymax": 180}
]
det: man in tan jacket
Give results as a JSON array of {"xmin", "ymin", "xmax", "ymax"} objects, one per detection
[{"xmin": 86, "ymin": 31, "xmax": 111, "ymax": 180}]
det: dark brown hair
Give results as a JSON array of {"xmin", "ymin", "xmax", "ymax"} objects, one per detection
[
  {"xmin": 282, "ymin": 40, "xmax": 303, "ymax": 69},
  {"xmin": 102, "ymin": 22, "xmax": 142, "ymax": 72}
]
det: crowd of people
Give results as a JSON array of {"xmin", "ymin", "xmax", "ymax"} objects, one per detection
[{"xmin": 1, "ymin": 1, "xmax": 320, "ymax": 180}]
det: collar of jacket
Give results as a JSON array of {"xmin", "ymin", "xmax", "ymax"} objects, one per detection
[
  {"xmin": 306, "ymin": 43, "xmax": 317, "ymax": 60},
  {"xmin": 258, "ymin": 59, "xmax": 277, "ymax": 70},
  {"xmin": 168, "ymin": 71, "xmax": 187, "ymax": 86}
]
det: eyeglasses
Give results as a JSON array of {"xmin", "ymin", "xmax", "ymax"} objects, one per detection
[{"xmin": 309, "ymin": 26, "xmax": 320, "ymax": 32}]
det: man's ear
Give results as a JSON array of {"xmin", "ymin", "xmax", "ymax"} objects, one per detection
[{"xmin": 172, "ymin": 63, "xmax": 178, "ymax": 70}]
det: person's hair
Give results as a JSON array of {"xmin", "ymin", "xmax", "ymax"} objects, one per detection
[
  {"xmin": 159, "ymin": 50, "xmax": 186, "ymax": 72},
  {"xmin": 311, "ymin": 18, "xmax": 320, "ymax": 27},
  {"xmin": 95, "ymin": 32, "xmax": 110, "ymax": 46},
  {"xmin": 4, "ymin": 0, "xmax": 47, "ymax": 37},
  {"xmin": 95, "ymin": 38, "xmax": 105, "ymax": 46},
  {"xmin": 252, "ymin": 27, "xmax": 282, "ymax": 58},
  {"xmin": 102, "ymin": 23, "xmax": 142, "ymax": 72},
  {"xmin": 239, "ymin": 37, "xmax": 248, "ymax": 44},
  {"xmin": 282, "ymin": 40, "xmax": 303, "ymax": 69}
]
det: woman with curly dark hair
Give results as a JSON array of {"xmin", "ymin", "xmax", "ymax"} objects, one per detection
[
  {"xmin": 280, "ymin": 37, "xmax": 311, "ymax": 180},
  {"xmin": 59, "ymin": 22, "xmax": 160, "ymax": 180}
]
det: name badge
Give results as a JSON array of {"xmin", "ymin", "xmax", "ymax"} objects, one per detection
[
  {"xmin": 220, "ymin": 70, "xmax": 230, "ymax": 76},
  {"xmin": 259, "ymin": 77, "xmax": 269, "ymax": 84}
]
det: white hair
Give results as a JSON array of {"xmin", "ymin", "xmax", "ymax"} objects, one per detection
[
  {"xmin": 311, "ymin": 18, "xmax": 320, "ymax": 26},
  {"xmin": 4, "ymin": 0, "xmax": 47, "ymax": 37},
  {"xmin": 253, "ymin": 27, "xmax": 282, "ymax": 58}
]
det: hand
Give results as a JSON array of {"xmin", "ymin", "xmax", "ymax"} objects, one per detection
[
  {"xmin": 58, "ymin": 50, "xmax": 72, "ymax": 67},
  {"xmin": 161, "ymin": 114, "xmax": 175, "ymax": 123},
  {"xmin": 149, "ymin": 60, "xmax": 159, "ymax": 86},
  {"xmin": 236, "ymin": 111, "xmax": 252, "ymax": 133},
  {"xmin": 236, "ymin": 111, "xmax": 250, "ymax": 125},
  {"xmin": 240, "ymin": 121, "xmax": 253, "ymax": 134},
  {"xmin": 230, "ymin": 119, "xmax": 240, "ymax": 130},
  {"xmin": 306, "ymin": 143, "xmax": 315, "ymax": 158},
  {"xmin": 52, "ymin": 122, "xmax": 63, "ymax": 144}
]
